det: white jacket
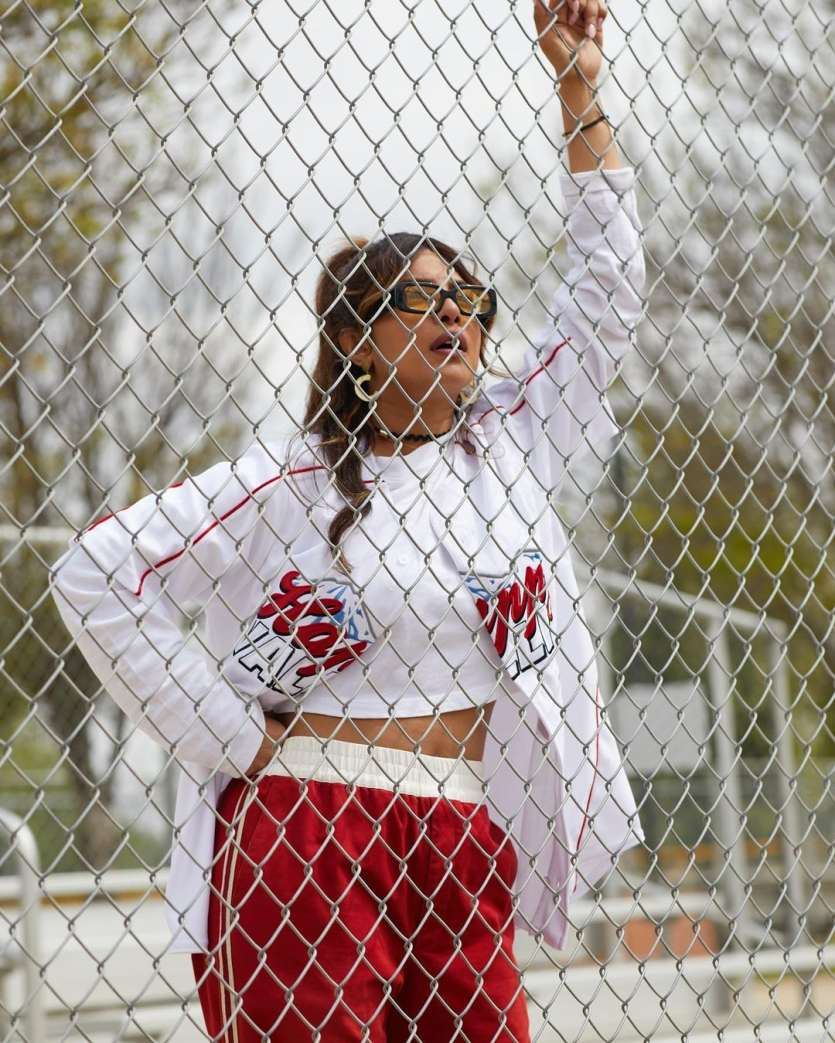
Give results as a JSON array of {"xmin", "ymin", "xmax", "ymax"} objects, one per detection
[{"xmin": 52, "ymin": 164, "xmax": 647, "ymax": 954}]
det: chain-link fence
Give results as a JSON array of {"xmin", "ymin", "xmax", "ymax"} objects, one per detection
[{"xmin": 2, "ymin": 0, "xmax": 833, "ymax": 1040}]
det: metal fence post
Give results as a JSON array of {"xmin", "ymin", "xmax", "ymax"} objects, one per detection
[
  {"xmin": 0, "ymin": 811, "xmax": 44, "ymax": 1043},
  {"xmin": 769, "ymin": 634, "xmax": 808, "ymax": 941},
  {"xmin": 704, "ymin": 618, "xmax": 752, "ymax": 946}
]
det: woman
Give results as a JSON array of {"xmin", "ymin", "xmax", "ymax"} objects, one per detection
[{"xmin": 52, "ymin": 1, "xmax": 645, "ymax": 1039}]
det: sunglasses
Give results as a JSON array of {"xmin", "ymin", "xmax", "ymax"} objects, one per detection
[{"xmin": 368, "ymin": 280, "xmax": 498, "ymax": 321}]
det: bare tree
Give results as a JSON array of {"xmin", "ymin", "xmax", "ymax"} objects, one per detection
[{"xmin": 0, "ymin": 1, "xmax": 305, "ymax": 868}]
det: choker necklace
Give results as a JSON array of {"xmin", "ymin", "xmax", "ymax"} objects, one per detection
[{"xmin": 373, "ymin": 424, "xmax": 455, "ymax": 444}]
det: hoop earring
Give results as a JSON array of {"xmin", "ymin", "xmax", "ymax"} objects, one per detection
[
  {"xmin": 353, "ymin": 370, "xmax": 374, "ymax": 402},
  {"xmin": 457, "ymin": 377, "xmax": 480, "ymax": 408}
]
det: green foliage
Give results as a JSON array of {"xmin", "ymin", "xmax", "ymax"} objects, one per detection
[
  {"xmin": 610, "ymin": 394, "xmax": 835, "ymax": 761},
  {"xmin": 606, "ymin": 0, "xmax": 835, "ymax": 770}
]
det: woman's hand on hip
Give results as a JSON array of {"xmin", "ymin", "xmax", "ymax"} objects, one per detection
[
  {"xmin": 534, "ymin": 0, "xmax": 607, "ymax": 84},
  {"xmin": 244, "ymin": 715, "xmax": 286, "ymax": 777}
]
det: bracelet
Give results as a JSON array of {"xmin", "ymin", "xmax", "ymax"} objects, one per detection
[{"xmin": 565, "ymin": 112, "xmax": 609, "ymax": 135}]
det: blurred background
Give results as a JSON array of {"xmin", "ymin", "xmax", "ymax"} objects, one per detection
[{"xmin": 0, "ymin": 0, "xmax": 832, "ymax": 1039}]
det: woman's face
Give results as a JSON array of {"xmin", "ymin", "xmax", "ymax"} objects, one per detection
[{"xmin": 340, "ymin": 250, "xmax": 485, "ymax": 413}]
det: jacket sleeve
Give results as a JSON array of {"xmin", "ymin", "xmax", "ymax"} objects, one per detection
[
  {"xmin": 50, "ymin": 439, "xmax": 293, "ymax": 777},
  {"xmin": 473, "ymin": 165, "xmax": 645, "ymax": 490}
]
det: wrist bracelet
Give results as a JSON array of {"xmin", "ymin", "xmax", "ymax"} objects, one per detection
[{"xmin": 565, "ymin": 112, "xmax": 609, "ymax": 135}]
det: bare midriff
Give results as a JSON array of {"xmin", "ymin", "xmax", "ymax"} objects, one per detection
[{"xmin": 274, "ymin": 702, "xmax": 495, "ymax": 762}]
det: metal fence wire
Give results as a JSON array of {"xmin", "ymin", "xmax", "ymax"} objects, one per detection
[{"xmin": 1, "ymin": 0, "xmax": 833, "ymax": 1040}]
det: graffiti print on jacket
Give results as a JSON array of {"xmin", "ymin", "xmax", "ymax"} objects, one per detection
[
  {"xmin": 461, "ymin": 550, "xmax": 556, "ymax": 680},
  {"xmin": 232, "ymin": 568, "xmax": 376, "ymax": 695}
]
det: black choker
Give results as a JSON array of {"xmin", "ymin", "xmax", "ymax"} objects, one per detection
[{"xmin": 373, "ymin": 425, "xmax": 455, "ymax": 443}]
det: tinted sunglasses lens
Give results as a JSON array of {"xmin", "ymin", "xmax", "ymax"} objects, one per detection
[
  {"xmin": 400, "ymin": 284, "xmax": 437, "ymax": 311},
  {"xmin": 457, "ymin": 287, "xmax": 494, "ymax": 315},
  {"xmin": 399, "ymin": 283, "xmax": 494, "ymax": 316}
]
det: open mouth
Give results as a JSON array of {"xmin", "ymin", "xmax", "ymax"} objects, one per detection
[{"xmin": 430, "ymin": 333, "xmax": 466, "ymax": 356}]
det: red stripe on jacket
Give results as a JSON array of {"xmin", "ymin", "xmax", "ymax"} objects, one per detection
[
  {"xmin": 86, "ymin": 483, "xmax": 186, "ymax": 533},
  {"xmin": 83, "ymin": 464, "xmax": 332, "ymax": 597},
  {"xmin": 474, "ymin": 336, "xmax": 571, "ymax": 426}
]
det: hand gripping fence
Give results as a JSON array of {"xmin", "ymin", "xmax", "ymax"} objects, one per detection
[{"xmin": 1, "ymin": 0, "xmax": 833, "ymax": 1041}]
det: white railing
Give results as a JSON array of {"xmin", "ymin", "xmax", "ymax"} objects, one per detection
[{"xmin": 0, "ymin": 813, "xmax": 44, "ymax": 1043}]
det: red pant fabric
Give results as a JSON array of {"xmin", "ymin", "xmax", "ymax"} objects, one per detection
[{"xmin": 191, "ymin": 739, "xmax": 531, "ymax": 1042}]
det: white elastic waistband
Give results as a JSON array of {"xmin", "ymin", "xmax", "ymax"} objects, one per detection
[{"xmin": 260, "ymin": 736, "xmax": 486, "ymax": 804}]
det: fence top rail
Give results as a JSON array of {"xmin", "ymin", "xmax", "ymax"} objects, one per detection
[
  {"xmin": 524, "ymin": 944, "xmax": 835, "ymax": 987},
  {"xmin": 581, "ymin": 566, "xmax": 788, "ymax": 638},
  {"xmin": 0, "ymin": 870, "xmax": 792, "ymax": 934}
]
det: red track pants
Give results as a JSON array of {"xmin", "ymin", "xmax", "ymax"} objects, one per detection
[{"xmin": 191, "ymin": 736, "xmax": 531, "ymax": 1042}]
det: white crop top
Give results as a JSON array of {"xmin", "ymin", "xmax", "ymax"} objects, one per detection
[{"xmin": 251, "ymin": 437, "xmax": 516, "ymax": 720}]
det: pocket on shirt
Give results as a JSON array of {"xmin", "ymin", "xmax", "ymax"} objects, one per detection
[
  {"xmin": 230, "ymin": 543, "xmax": 378, "ymax": 700},
  {"xmin": 459, "ymin": 547, "xmax": 558, "ymax": 682}
]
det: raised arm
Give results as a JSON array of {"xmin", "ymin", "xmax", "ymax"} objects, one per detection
[
  {"xmin": 51, "ymin": 441, "xmax": 294, "ymax": 777},
  {"xmin": 472, "ymin": 1, "xmax": 645, "ymax": 492}
]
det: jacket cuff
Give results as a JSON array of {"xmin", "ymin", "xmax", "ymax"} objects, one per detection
[{"xmin": 560, "ymin": 165, "xmax": 636, "ymax": 201}]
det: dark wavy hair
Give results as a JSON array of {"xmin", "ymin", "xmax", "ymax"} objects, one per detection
[{"xmin": 298, "ymin": 232, "xmax": 502, "ymax": 575}]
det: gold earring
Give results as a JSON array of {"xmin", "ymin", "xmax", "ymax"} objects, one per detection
[
  {"xmin": 457, "ymin": 377, "xmax": 480, "ymax": 408},
  {"xmin": 353, "ymin": 369, "xmax": 374, "ymax": 402}
]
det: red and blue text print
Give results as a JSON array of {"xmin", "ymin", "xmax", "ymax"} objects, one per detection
[
  {"xmin": 461, "ymin": 549, "xmax": 557, "ymax": 680},
  {"xmin": 233, "ymin": 568, "xmax": 376, "ymax": 695}
]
